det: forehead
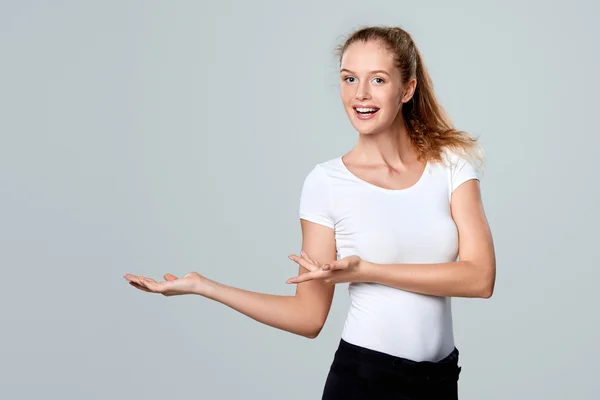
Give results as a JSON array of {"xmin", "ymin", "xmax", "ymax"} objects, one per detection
[{"xmin": 340, "ymin": 40, "xmax": 396, "ymax": 71}]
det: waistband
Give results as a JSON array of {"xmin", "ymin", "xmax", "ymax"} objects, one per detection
[{"xmin": 335, "ymin": 338, "xmax": 460, "ymax": 376}]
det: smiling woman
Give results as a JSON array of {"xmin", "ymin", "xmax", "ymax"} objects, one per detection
[{"xmin": 124, "ymin": 25, "xmax": 495, "ymax": 400}]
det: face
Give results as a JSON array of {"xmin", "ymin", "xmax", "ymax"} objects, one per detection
[{"xmin": 340, "ymin": 40, "xmax": 415, "ymax": 135}]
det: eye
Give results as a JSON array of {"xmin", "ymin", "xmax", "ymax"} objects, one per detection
[
  {"xmin": 343, "ymin": 76, "xmax": 356, "ymax": 83},
  {"xmin": 373, "ymin": 77, "xmax": 385, "ymax": 84}
]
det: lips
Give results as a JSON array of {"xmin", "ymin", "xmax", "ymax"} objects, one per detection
[{"xmin": 353, "ymin": 106, "xmax": 380, "ymax": 120}]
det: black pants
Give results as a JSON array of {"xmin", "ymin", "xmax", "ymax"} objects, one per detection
[{"xmin": 321, "ymin": 339, "xmax": 462, "ymax": 400}]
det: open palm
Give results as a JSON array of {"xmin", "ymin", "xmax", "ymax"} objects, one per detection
[{"xmin": 124, "ymin": 272, "xmax": 205, "ymax": 296}]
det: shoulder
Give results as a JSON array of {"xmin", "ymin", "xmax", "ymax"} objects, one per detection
[
  {"xmin": 439, "ymin": 147, "xmax": 481, "ymax": 169},
  {"xmin": 299, "ymin": 156, "xmax": 345, "ymax": 195},
  {"xmin": 298, "ymin": 157, "xmax": 341, "ymax": 229},
  {"xmin": 438, "ymin": 147, "xmax": 484, "ymax": 175},
  {"xmin": 434, "ymin": 147, "xmax": 484, "ymax": 194},
  {"xmin": 302, "ymin": 157, "xmax": 343, "ymax": 182}
]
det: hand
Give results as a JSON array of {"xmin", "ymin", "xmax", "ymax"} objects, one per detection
[
  {"xmin": 124, "ymin": 272, "xmax": 210, "ymax": 297},
  {"xmin": 286, "ymin": 252, "xmax": 365, "ymax": 285}
]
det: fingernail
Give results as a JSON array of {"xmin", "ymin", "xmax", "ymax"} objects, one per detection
[{"xmin": 322, "ymin": 265, "xmax": 330, "ymax": 271}]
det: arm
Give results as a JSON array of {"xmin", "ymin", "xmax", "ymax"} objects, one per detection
[
  {"xmin": 125, "ymin": 218, "xmax": 337, "ymax": 339},
  {"xmin": 206, "ymin": 220, "xmax": 335, "ymax": 338},
  {"xmin": 362, "ymin": 179, "xmax": 496, "ymax": 298},
  {"xmin": 203, "ymin": 219, "xmax": 336, "ymax": 338}
]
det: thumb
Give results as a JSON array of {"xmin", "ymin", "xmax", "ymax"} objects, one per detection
[
  {"xmin": 164, "ymin": 274, "xmax": 178, "ymax": 281},
  {"xmin": 331, "ymin": 259, "xmax": 350, "ymax": 271},
  {"xmin": 322, "ymin": 261, "xmax": 338, "ymax": 271}
]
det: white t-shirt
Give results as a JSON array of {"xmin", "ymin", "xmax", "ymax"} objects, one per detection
[{"xmin": 298, "ymin": 148, "xmax": 481, "ymax": 362}]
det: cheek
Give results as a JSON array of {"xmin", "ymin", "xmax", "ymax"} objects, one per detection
[
  {"xmin": 380, "ymin": 92, "xmax": 403, "ymax": 115},
  {"xmin": 380, "ymin": 88, "xmax": 402, "ymax": 106}
]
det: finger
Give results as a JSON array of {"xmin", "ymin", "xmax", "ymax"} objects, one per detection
[
  {"xmin": 125, "ymin": 275, "xmax": 144, "ymax": 285},
  {"xmin": 128, "ymin": 276, "xmax": 151, "ymax": 289},
  {"xmin": 301, "ymin": 251, "xmax": 315, "ymax": 264},
  {"xmin": 287, "ymin": 270, "xmax": 327, "ymax": 284},
  {"xmin": 130, "ymin": 275, "xmax": 156, "ymax": 285},
  {"xmin": 289, "ymin": 254, "xmax": 318, "ymax": 272},
  {"xmin": 137, "ymin": 276, "xmax": 154, "ymax": 285},
  {"xmin": 138, "ymin": 277, "xmax": 163, "ymax": 292},
  {"xmin": 164, "ymin": 274, "xmax": 178, "ymax": 281},
  {"xmin": 129, "ymin": 281, "xmax": 153, "ymax": 292},
  {"xmin": 133, "ymin": 277, "xmax": 150, "ymax": 289},
  {"xmin": 302, "ymin": 251, "xmax": 324, "ymax": 269}
]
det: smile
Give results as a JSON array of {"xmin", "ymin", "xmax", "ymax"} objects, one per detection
[{"xmin": 354, "ymin": 107, "xmax": 380, "ymax": 120}]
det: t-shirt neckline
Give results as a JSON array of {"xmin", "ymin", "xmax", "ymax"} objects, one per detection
[{"xmin": 338, "ymin": 155, "xmax": 429, "ymax": 193}]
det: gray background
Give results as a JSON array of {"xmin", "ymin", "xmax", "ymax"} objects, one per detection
[{"xmin": 1, "ymin": 0, "xmax": 599, "ymax": 399}]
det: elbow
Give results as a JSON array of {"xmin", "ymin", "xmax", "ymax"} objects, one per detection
[
  {"xmin": 303, "ymin": 320, "xmax": 326, "ymax": 339},
  {"xmin": 476, "ymin": 266, "xmax": 496, "ymax": 299},
  {"xmin": 304, "ymin": 325, "xmax": 324, "ymax": 339},
  {"xmin": 304, "ymin": 331, "xmax": 319, "ymax": 339},
  {"xmin": 478, "ymin": 283, "xmax": 494, "ymax": 299}
]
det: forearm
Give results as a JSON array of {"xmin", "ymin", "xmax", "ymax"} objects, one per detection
[
  {"xmin": 362, "ymin": 260, "xmax": 495, "ymax": 298},
  {"xmin": 199, "ymin": 280, "xmax": 321, "ymax": 338}
]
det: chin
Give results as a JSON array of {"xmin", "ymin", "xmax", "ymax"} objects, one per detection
[
  {"xmin": 352, "ymin": 125, "xmax": 380, "ymax": 135},
  {"xmin": 349, "ymin": 119, "xmax": 385, "ymax": 135}
]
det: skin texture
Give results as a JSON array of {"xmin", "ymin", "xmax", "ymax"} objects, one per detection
[{"xmin": 124, "ymin": 39, "xmax": 496, "ymax": 339}]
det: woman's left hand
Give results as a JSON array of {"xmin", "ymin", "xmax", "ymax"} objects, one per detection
[{"xmin": 286, "ymin": 253, "xmax": 366, "ymax": 284}]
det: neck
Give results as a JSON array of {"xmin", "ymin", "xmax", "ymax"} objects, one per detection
[{"xmin": 351, "ymin": 117, "xmax": 418, "ymax": 166}]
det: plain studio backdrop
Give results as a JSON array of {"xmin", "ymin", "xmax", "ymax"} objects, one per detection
[{"xmin": 1, "ymin": 1, "xmax": 599, "ymax": 399}]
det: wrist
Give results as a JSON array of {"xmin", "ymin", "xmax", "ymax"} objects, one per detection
[
  {"xmin": 359, "ymin": 260, "xmax": 377, "ymax": 283},
  {"xmin": 194, "ymin": 278, "xmax": 219, "ymax": 299}
]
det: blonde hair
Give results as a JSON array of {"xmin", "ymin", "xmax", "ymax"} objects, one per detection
[{"xmin": 336, "ymin": 25, "xmax": 484, "ymax": 169}]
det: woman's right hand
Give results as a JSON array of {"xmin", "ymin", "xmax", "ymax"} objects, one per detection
[{"xmin": 124, "ymin": 272, "xmax": 212, "ymax": 297}]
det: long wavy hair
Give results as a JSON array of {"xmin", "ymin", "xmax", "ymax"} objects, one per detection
[{"xmin": 335, "ymin": 26, "xmax": 484, "ymax": 169}]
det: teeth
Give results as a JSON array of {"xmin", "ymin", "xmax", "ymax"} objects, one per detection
[{"xmin": 356, "ymin": 107, "xmax": 378, "ymax": 112}]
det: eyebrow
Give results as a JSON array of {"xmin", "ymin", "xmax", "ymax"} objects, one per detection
[{"xmin": 340, "ymin": 68, "xmax": 390, "ymax": 76}]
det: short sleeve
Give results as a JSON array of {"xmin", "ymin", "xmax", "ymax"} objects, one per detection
[
  {"xmin": 298, "ymin": 165, "xmax": 335, "ymax": 229},
  {"xmin": 450, "ymin": 152, "xmax": 482, "ymax": 193}
]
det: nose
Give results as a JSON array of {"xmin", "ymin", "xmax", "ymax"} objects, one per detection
[{"xmin": 355, "ymin": 81, "xmax": 371, "ymax": 101}]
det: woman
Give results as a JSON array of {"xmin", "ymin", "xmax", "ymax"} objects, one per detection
[{"xmin": 125, "ymin": 25, "xmax": 496, "ymax": 399}]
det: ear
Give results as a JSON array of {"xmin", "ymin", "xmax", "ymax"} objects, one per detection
[{"xmin": 401, "ymin": 78, "xmax": 417, "ymax": 103}]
